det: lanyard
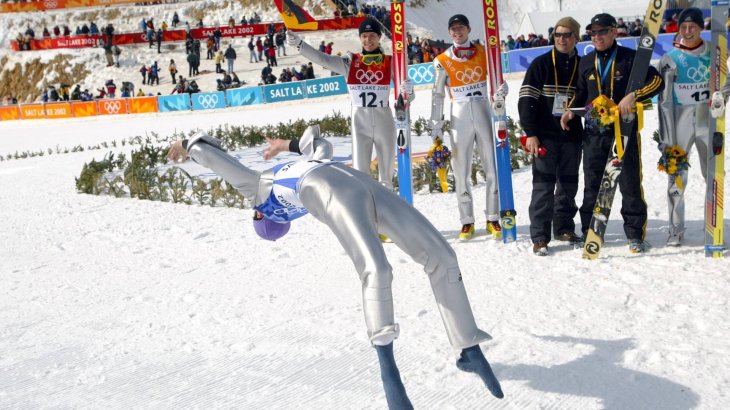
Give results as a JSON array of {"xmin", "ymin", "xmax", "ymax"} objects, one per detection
[
  {"xmin": 595, "ymin": 47, "xmax": 617, "ymax": 99},
  {"xmin": 552, "ymin": 49, "xmax": 577, "ymax": 93}
]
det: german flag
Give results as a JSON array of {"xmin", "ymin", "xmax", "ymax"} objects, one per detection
[{"xmin": 274, "ymin": 0, "xmax": 319, "ymax": 31}]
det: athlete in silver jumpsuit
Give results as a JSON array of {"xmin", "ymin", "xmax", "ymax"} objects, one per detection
[
  {"xmin": 167, "ymin": 126, "xmax": 503, "ymax": 408},
  {"xmin": 430, "ymin": 14, "xmax": 507, "ymax": 240},
  {"xmin": 286, "ymin": 18, "xmax": 413, "ymax": 190},
  {"xmin": 658, "ymin": 8, "xmax": 710, "ymax": 246}
]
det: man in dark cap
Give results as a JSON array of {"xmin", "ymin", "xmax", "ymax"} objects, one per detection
[
  {"xmin": 285, "ymin": 18, "xmax": 414, "ymax": 193},
  {"xmin": 560, "ymin": 13, "xmax": 664, "ymax": 253},
  {"xmin": 657, "ymin": 7, "xmax": 710, "ymax": 246},
  {"xmin": 518, "ymin": 16, "xmax": 584, "ymax": 256},
  {"xmin": 429, "ymin": 13, "xmax": 508, "ymax": 241}
]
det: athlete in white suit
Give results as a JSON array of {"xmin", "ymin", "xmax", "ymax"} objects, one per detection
[
  {"xmin": 287, "ymin": 18, "xmax": 413, "ymax": 190},
  {"xmin": 430, "ymin": 14, "xmax": 507, "ymax": 241},
  {"xmin": 658, "ymin": 8, "xmax": 711, "ymax": 246},
  {"xmin": 167, "ymin": 126, "xmax": 503, "ymax": 409}
]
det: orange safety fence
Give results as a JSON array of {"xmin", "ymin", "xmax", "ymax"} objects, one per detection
[
  {"xmin": 70, "ymin": 101, "xmax": 98, "ymax": 117},
  {"xmin": 44, "ymin": 102, "xmax": 72, "ymax": 119},
  {"xmin": 128, "ymin": 96, "xmax": 158, "ymax": 114},
  {"xmin": 0, "ymin": 106, "xmax": 21, "ymax": 121},
  {"xmin": 97, "ymin": 99, "xmax": 128, "ymax": 115}
]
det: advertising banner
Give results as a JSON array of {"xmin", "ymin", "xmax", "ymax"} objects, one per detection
[
  {"xmin": 44, "ymin": 102, "xmax": 72, "ymax": 119},
  {"xmin": 407, "ymin": 63, "xmax": 435, "ymax": 85},
  {"xmin": 20, "ymin": 104, "xmax": 46, "ymax": 120},
  {"xmin": 13, "ymin": 17, "xmax": 365, "ymax": 51},
  {"xmin": 97, "ymin": 99, "xmax": 128, "ymax": 115},
  {"xmin": 70, "ymin": 101, "xmax": 98, "ymax": 117},
  {"xmin": 191, "ymin": 92, "xmax": 227, "ymax": 111},
  {"xmin": 128, "ymin": 96, "xmax": 158, "ymax": 113},
  {"xmin": 226, "ymin": 87, "xmax": 264, "ymax": 107},
  {"xmin": 303, "ymin": 76, "xmax": 347, "ymax": 98},
  {"xmin": 2, "ymin": 0, "xmax": 152, "ymax": 13},
  {"xmin": 157, "ymin": 94, "xmax": 191, "ymax": 112},
  {"xmin": 0, "ymin": 106, "xmax": 21, "ymax": 121},
  {"xmin": 263, "ymin": 82, "xmax": 305, "ymax": 104}
]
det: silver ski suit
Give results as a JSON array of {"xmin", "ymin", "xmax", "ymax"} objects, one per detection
[
  {"xmin": 184, "ymin": 127, "xmax": 491, "ymax": 349},
  {"xmin": 297, "ymin": 41, "xmax": 397, "ymax": 188},
  {"xmin": 431, "ymin": 43, "xmax": 500, "ymax": 224},
  {"xmin": 658, "ymin": 43, "xmax": 711, "ymax": 235}
]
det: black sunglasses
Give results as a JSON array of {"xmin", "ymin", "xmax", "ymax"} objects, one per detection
[
  {"xmin": 553, "ymin": 32, "xmax": 573, "ymax": 39},
  {"xmin": 590, "ymin": 28, "xmax": 612, "ymax": 36}
]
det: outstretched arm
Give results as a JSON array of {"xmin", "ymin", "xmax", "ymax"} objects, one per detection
[
  {"xmin": 168, "ymin": 132, "xmax": 262, "ymax": 201},
  {"xmin": 263, "ymin": 125, "xmax": 333, "ymax": 160}
]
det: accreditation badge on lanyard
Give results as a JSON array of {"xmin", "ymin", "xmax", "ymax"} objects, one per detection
[
  {"xmin": 551, "ymin": 49, "xmax": 578, "ymax": 116},
  {"xmin": 553, "ymin": 94, "xmax": 569, "ymax": 116}
]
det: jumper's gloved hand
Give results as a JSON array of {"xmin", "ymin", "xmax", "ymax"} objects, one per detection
[
  {"xmin": 402, "ymin": 79, "xmax": 415, "ymax": 100},
  {"xmin": 495, "ymin": 81, "xmax": 508, "ymax": 99},
  {"xmin": 711, "ymin": 91, "xmax": 725, "ymax": 118},
  {"xmin": 430, "ymin": 120, "xmax": 444, "ymax": 141},
  {"xmin": 286, "ymin": 32, "xmax": 303, "ymax": 49},
  {"xmin": 167, "ymin": 140, "xmax": 188, "ymax": 163}
]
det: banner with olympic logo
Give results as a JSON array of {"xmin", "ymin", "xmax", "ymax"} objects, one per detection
[
  {"xmin": 191, "ymin": 92, "xmax": 227, "ymax": 111},
  {"xmin": 226, "ymin": 87, "xmax": 265, "ymax": 107},
  {"xmin": 157, "ymin": 94, "xmax": 191, "ymax": 113},
  {"xmin": 406, "ymin": 63, "xmax": 435, "ymax": 85},
  {"xmin": 303, "ymin": 77, "xmax": 347, "ymax": 98},
  {"xmin": 264, "ymin": 83, "xmax": 305, "ymax": 104}
]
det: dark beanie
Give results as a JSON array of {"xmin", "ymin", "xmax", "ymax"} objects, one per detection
[
  {"xmin": 448, "ymin": 14, "xmax": 470, "ymax": 28},
  {"xmin": 359, "ymin": 18, "xmax": 382, "ymax": 36},
  {"xmin": 677, "ymin": 7, "xmax": 704, "ymax": 28}
]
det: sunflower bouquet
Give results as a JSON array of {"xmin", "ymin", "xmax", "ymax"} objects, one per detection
[
  {"xmin": 657, "ymin": 144, "xmax": 690, "ymax": 188},
  {"xmin": 427, "ymin": 138, "xmax": 451, "ymax": 193},
  {"xmin": 585, "ymin": 95, "xmax": 618, "ymax": 132}
]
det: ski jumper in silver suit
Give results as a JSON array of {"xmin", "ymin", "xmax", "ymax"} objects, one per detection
[
  {"xmin": 430, "ymin": 43, "xmax": 500, "ymax": 224},
  {"xmin": 297, "ymin": 41, "xmax": 398, "ymax": 189},
  {"xmin": 183, "ymin": 127, "xmax": 491, "ymax": 349},
  {"xmin": 658, "ymin": 43, "xmax": 711, "ymax": 235}
]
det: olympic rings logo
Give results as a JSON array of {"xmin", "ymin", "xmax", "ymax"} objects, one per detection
[
  {"xmin": 454, "ymin": 67, "xmax": 483, "ymax": 83},
  {"xmin": 43, "ymin": 0, "xmax": 58, "ymax": 9},
  {"xmin": 103, "ymin": 101, "xmax": 122, "ymax": 113},
  {"xmin": 408, "ymin": 66, "xmax": 434, "ymax": 83},
  {"xmin": 197, "ymin": 94, "xmax": 219, "ymax": 109},
  {"xmin": 687, "ymin": 65, "xmax": 710, "ymax": 82},
  {"xmin": 355, "ymin": 69, "xmax": 384, "ymax": 84}
]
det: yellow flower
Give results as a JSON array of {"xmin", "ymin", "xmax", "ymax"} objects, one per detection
[
  {"xmin": 669, "ymin": 158, "xmax": 677, "ymax": 166},
  {"xmin": 670, "ymin": 146, "xmax": 685, "ymax": 157},
  {"xmin": 668, "ymin": 165, "xmax": 677, "ymax": 175}
]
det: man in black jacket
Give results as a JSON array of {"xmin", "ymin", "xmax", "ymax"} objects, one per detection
[
  {"xmin": 518, "ymin": 17, "xmax": 583, "ymax": 256},
  {"xmin": 561, "ymin": 13, "xmax": 664, "ymax": 253}
]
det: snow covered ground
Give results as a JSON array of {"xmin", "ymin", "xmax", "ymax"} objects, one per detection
[
  {"xmin": 1, "ymin": 78, "xmax": 729, "ymax": 409},
  {"xmin": 1, "ymin": 0, "xmax": 730, "ymax": 408}
]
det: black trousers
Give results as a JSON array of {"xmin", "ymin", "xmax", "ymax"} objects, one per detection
[
  {"xmin": 579, "ymin": 129, "xmax": 647, "ymax": 240},
  {"xmin": 528, "ymin": 138, "xmax": 582, "ymax": 243}
]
